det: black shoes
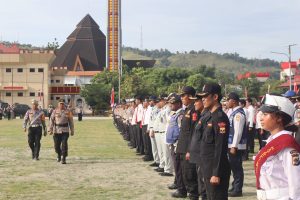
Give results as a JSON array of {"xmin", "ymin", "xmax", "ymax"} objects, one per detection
[
  {"xmin": 143, "ymin": 156, "xmax": 153, "ymax": 162},
  {"xmin": 154, "ymin": 167, "xmax": 164, "ymax": 172},
  {"xmin": 149, "ymin": 162, "xmax": 159, "ymax": 167},
  {"xmin": 159, "ymin": 172, "xmax": 173, "ymax": 177},
  {"xmin": 168, "ymin": 183, "xmax": 178, "ymax": 190},
  {"xmin": 61, "ymin": 157, "xmax": 66, "ymax": 164},
  {"xmin": 228, "ymin": 191, "xmax": 243, "ymax": 197},
  {"xmin": 171, "ymin": 190, "xmax": 187, "ymax": 198},
  {"xmin": 57, "ymin": 155, "xmax": 61, "ymax": 162}
]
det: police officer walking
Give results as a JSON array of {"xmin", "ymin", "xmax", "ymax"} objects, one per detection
[
  {"xmin": 198, "ymin": 83, "xmax": 231, "ymax": 200},
  {"xmin": 48, "ymin": 99, "xmax": 74, "ymax": 164},
  {"xmin": 226, "ymin": 92, "xmax": 247, "ymax": 197},
  {"xmin": 23, "ymin": 99, "xmax": 47, "ymax": 160}
]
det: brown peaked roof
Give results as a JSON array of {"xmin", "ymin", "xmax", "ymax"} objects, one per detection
[{"xmin": 51, "ymin": 14, "xmax": 106, "ymax": 71}]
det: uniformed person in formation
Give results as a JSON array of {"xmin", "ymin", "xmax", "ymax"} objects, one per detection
[
  {"xmin": 255, "ymin": 94, "xmax": 300, "ymax": 200},
  {"xmin": 172, "ymin": 86, "xmax": 199, "ymax": 199},
  {"xmin": 48, "ymin": 99, "xmax": 74, "ymax": 164},
  {"xmin": 226, "ymin": 92, "xmax": 247, "ymax": 197},
  {"xmin": 23, "ymin": 99, "xmax": 47, "ymax": 160},
  {"xmin": 198, "ymin": 83, "xmax": 231, "ymax": 200}
]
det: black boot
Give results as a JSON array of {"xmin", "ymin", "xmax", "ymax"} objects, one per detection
[
  {"xmin": 61, "ymin": 156, "xmax": 66, "ymax": 164},
  {"xmin": 57, "ymin": 154, "xmax": 61, "ymax": 162}
]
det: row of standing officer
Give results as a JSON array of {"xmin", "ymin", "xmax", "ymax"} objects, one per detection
[
  {"xmin": 23, "ymin": 99, "xmax": 74, "ymax": 164},
  {"xmin": 113, "ymin": 83, "xmax": 237, "ymax": 200}
]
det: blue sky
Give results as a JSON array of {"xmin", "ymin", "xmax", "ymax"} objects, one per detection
[{"xmin": 1, "ymin": 0, "xmax": 300, "ymax": 61}]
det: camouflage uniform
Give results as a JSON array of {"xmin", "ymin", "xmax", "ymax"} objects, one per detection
[
  {"xmin": 23, "ymin": 106, "xmax": 46, "ymax": 160},
  {"xmin": 49, "ymin": 105, "xmax": 74, "ymax": 164}
]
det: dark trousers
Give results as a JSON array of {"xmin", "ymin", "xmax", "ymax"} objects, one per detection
[
  {"xmin": 132, "ymin": 125, "xmax": 138, "ymax": 148},
  {"xmin": 0, "ymin": 113, "xmax": 2, "ymax": 120},
  {"xmin": 257, "ymin": 129, "xmax": 270, "ymax": 150},
  {"xmin": 142, "ymin": 125, "xmax": 152, "ymax": 158},
  {"xmin": 7, "ymin": 112, "xmax": 11, "ymax": 120},
  {"xmin": 247, "ymin": 127, "xmax": 255, "ymax": 153},
  {"xmin": 173, "ymin": 153, "xmax": 187, "ymax": 194},
  {"xmin": 135, "ymin": 124, "xmax": 144, "ymax": 154},
  {"xmin": 180, "ymin": 154, "xmax": 199, "ymax": 198},
  {"xmin": 129, "ymin": 125, "xmax": 135, "ymax": 147},
  {"xmin": 53, "ymin": 132, "xmax": 69, "ymax": 157},
  {"xmin": 28, "ymin": 126, "xmax": 42, "ymax": 158},
  {"xmin": 228, "ymin": 150, "xmax": 244, "ymax": 193},
  {"xmin": 196, "ymin": 165, "xmax": 207, "ymax": 199},
  {"xmin": 203, "ymin": 171, "xmax": 230, "ymax": 200},
  {"xmin": 78, "ymin": 113, "xmax": 82, "ymax": 121}
]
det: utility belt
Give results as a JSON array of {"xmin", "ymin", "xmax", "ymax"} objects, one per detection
[
  {"xmin": 30, "ymin": 124, "xmax": 41, "ymax": 128},
  {"xmin": 257, "ymin": 188, "xmax": 289, "ymax": 200},
  {"xmin": 55, "ymin": 123, "xmax": 69, "ymax": 127}
]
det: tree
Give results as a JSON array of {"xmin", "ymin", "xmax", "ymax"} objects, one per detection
[
  {"xmin": 47, "ymin": 38, "xmax": 59, "ymax": 50},
  {"xmin": 80, "ymin": 83, "xmax": 111, "ymax": 114}
]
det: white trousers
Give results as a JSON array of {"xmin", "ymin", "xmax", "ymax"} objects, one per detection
[
  {"xmin": 161, "ymin": 132, "xmax": 174, "ymax": 174},
  {"xmin": 150, "ymin": 131, "xmax": 160, "ymax": 164},
  {"xmin": 154, "ymin": 132, "xmax": 165, "ymax": 169}
]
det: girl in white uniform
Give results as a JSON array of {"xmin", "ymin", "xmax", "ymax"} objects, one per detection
[{"xmin": 255, "ymin": 94, "xmax": 300, "ymax": 200}]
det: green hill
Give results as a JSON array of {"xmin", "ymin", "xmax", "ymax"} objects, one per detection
[{"xmin": 122, "ymin": 47, "xmax": 280, "ymax": 76}]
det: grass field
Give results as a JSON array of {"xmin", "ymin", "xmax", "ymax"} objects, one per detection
[{"xmin": 0, "ymin": 119, "xmax": 257, "ymax": 200}]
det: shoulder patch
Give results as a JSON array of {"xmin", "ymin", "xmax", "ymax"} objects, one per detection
[
  {"xmin": 290, "ymin": 150, "xmax": 300, "ymax": 166},
  {"xmin": 218, "ymin": 122, "xmax": 226, "ymax": 134},
  {"xmin": 192, "ymin": 113, "xmax": 198, "ymax": 121},
  {"xmin": 236, "ymin": 114, "xmax": 241, "ymax": 122}
]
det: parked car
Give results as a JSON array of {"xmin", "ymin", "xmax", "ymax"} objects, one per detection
[{"xmin": 13, "ymin": 104, "xmax": 30, "ymax": 118}]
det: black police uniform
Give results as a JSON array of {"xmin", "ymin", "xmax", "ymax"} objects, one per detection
[
  {"xmin": 175, "ymin": 104, "xmax": 199, "ymax": 198},
  {"xmin": 189, "ymin": 110, "xmax": 209, "ymax": 200},
  {"xmin": 199, "ymin": 106, "xmax": 230, "ymax": 200}
]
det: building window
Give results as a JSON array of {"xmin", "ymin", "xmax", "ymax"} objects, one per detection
[
  {"xmin": 38, "ymin": 68, "xmax": 44, "ymax": 72},
  {"xmin": 18, "ymin": 92, "xmax": 23, "ymax": 97},
  {"xmin": 51, "ymin": 80, "xmax": 54, "ymax": 83},
  {"xmin": 56, "ymin": 80, "xmax": 60, "ymax": 83},
  {"xmin": 30, "ymin": 68, "xmax": 35, "ymax": 72},
  {"xmin": 50, "ymin": 96, "xmax": 54, "ymax": 100},
  {"xmin": 30, "ymin": 92, "xmax": 35, "ymax": 97},
  {"xmin": 6, "ymin": 68, "xmax": 12, "ymax": 73},
  {"xmin": 17, "ymin": 68, "xmax": 23, "ymax": 73},
  {"xmin": 56, "ymin": 97, "xmax": 60, "ymax": 100},
  {"xmin": 6, "ymin": 92, "xmax": 11, "ymax": 96}
]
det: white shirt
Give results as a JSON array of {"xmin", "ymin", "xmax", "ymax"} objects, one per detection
[
  {"xmin": 131, "ymin": 107, "xmax": 138, "ymax": 125},
  {"xmin": 136, "ymin": 104, "xmax": 144, "ymax": 122},
  {"xmin": 143, "ymin": 105, "xmax": 153, "ymax": 126},
  {"xmin": 243, "ymin": 107, "xmax": 249, "ymax": 123},
  {"xmin": 228, "ymin": 106, "xmax": 246, "ymax": 149},
  {"xmin": 259, "ymin": 131, "xmax": 300, "ymax": 200},
  {"xmin": 247, "ymin": 105, "xmax": 255, "ymax": 128},
  {"xmin": 255, "ymin": 111, "xmax": 263, "ymax": 129}
]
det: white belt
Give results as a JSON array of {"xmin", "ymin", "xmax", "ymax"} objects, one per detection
[
  {"xmin": 30, "ymin": 124, "xmax": 41, "ymax": 127},
  {"xmin": 257, "ymin": 188, "xmax": 289, "ymax": 200}
]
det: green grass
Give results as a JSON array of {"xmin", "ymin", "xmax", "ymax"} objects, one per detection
[{"xmin": 0, "ymin": 119, "xmax": 257, "ymax": 200}]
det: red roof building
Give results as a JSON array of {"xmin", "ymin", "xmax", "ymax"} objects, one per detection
[
  {"xmin": 237, "ymin": 72, "xmax": 270, "ymax": 82},
  {"xmin": 0, "ymin": 43, "xmax": 20, "ymax": 54}
]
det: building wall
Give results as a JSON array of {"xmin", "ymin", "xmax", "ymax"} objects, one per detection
[{"xmin": 0, "ymin": 50, "xmax": 54, "ymax": 108}]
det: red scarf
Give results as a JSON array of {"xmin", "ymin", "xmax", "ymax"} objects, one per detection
[{"xmin": 254, "ymin": 133, "xmax": 300, "ymax": 189}]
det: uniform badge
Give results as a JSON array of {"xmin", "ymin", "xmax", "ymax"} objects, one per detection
[
  {"xmin": 236, "ymin": 115, "xmax": 240, "ymax": 122},
  {"xmin": 218, "ymin": 122, "xmax": 226, "ymax": 134},
  {"xmin": 192, "ymin": 113, "xmax": 198, "ymax": 121},
  {"xmin": 290, "ymin": 150, "xmax": 300, "ymax": 166},
  {"xmin": 207, "ymin": 123, "xmax": 212, "ymax": 127}
]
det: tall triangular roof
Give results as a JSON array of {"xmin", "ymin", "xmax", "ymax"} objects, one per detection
[{"xmin": 51, "ymin": 14, "xmax": 106, "ymax": 71}]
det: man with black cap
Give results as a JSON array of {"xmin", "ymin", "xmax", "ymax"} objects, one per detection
[
  {"xmin": 189, "ymin": 94, "xmax": 208, "ymax": 200},
  {"xmin": 166, "ymin": 95, "xmax": 184, "ymax": 190},
  {"xmin": 198, "ymin": 83, "xmax": 230, "ymax": 200},
  {"xmin": 172, "ymin": 86, "xmax": 199, "ymax": 200},
  {"xmin": 23, "ymin": 99, "xmax": 47, "ymax": 160},
  {"xmin": 49, "ymin": 99, "xmax": 74, "ymax": 164},
  {"xmin": 226, "ymin": 92, "xmax": 247, "ymax": 197}
]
